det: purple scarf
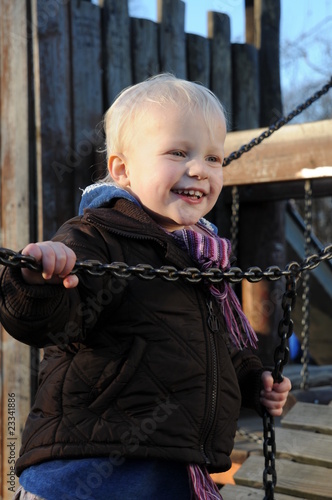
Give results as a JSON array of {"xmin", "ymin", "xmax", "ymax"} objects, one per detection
[
  {"xmin": 172, "ymin": 224, "xmax": 257, "ymax": 498},
  {"xmin": 172, "ymin": 224, "xmax": 258, "ymax": 350}
]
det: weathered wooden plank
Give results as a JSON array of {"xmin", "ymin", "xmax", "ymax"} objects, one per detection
[
  {"xmin": 131, "ymin": 18, "xmax": 160, "ymax": 83},
  {"xmin": 103, "ymin": 0, "xmax": 132, "ymax": 107},
  {"xmin": 186, "ymin": 34, "xmax": 210, "ymax": 86},
  {"xmin": 206, "ymin": 11, "xmax": 232, "ymax": 248},
  {"xmin": 245, "ymin": 0, "xmax": 256, "ymax": 46},
  {"xmin": 223, "ymin": 120, "xmax": 332, "ymax": 187},
  {"xmin": 222, "ymin": 483, "xmax": 299, "ymax": 500},
  {"xmin": 231, "ymin": 43, "xmax": 259, "ymax": 131},
  {"xmin": 208, "ymin": 12, "xmax": 232, "ymax": 119},
  {"xmin": 258, "ymin": 0, "xmax": 282, "ymax": 125},
  {"xmin": 0, "ymin": 2, "xmax": 32, "ymax": 497},
  {"xmin": 290, "ymin": 387, "xmax": 332, "ymax": 405},
  {"xmin": 284, "ymin": 364, "xmax": 332, "ymax": 390},
  {"xmin": 282, "ymin": 401, "xmax": 332, "ymax": 435},
  {"xmin": 158, "ymin": 0, "xmax": 186, "ymax": 79},
  {"xmin": 70, "ymin": 1, "xmax": 104, "ymax": 210},
  {"xmin": 275, "ymin": 427, "xmax": 332, "ymax": 468},
  {"xmin": 33, "ymin": 0, "xmax": 74, "ymax": 239},
  {"xmin": 234, "ymin": 455, "xmax": 332, "ymax": 499}
]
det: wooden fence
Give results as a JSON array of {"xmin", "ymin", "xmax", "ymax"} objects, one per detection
[{"xmin": 0, "ymin": 0, "xmax": 319, "ymax": 497}]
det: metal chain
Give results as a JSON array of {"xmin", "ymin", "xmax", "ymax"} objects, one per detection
[
  {"xmin": 300, "ymin": 181, "xmax": 313, "ymax": 390},
  {"xmin": 263, "ymin": 272, "xmax": 297, "ymax": 499},
  {"xmin": 230, "ymin": 186, "xmax": 240, "ymax": 257},
  {"xmin": 1, "ymin": 244, "xmax": 332, "ymax": 283},
  {"xmin": 223, "ymin": 76, "xmax": 332, "ymax": 167}
]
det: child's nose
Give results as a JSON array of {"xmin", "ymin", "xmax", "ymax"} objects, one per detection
[{"xmin": 187, "ymin": 158, "xmax": 208, "ymax": 179}]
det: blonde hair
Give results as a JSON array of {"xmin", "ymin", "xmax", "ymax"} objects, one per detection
[{"xmin": 102, "ymin": 73, "xmax": 227, "ymax": 181}]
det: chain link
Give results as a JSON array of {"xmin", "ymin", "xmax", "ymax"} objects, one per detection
[
  {"xmin": 300, "ymin": 180, "xmax": 313, "ymax": 390},
  {"xmin": 263, "ymin": 412, "xmax": 277, "ymax": 500},
  {"xmin": 223, "ymin": 77, "xmax": 332, "ymax": 167},
  {"xmin": 230, "ymin": 186, "xmax": 240, "ymax": 257}
]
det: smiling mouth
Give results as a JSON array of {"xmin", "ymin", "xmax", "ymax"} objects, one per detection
[{"xmin": 172, "ymin": 189, "xmax": 204, "ymax": 199}]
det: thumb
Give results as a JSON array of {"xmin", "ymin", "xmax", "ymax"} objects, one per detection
[{"xmin": 261, "ymin": 371, "xmax": 274, "ymax": 392}]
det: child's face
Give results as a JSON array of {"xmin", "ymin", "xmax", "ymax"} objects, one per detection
[{"xmin": 110, "ymin": 103, "xmax": 226, "ymax": 231}]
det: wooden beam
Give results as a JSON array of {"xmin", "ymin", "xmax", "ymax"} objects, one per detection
[
  {"xmin": 0, "ymin": 2, "xmax": 32, "ymax": 497},
  {"xmin": 223, "ymin": 119, "xmax": 332, "ymax": 186}
]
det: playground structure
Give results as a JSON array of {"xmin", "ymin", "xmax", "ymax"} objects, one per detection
[{"xmin": 1, "ymin": 0, "xmax": 332, "ymax": 498}]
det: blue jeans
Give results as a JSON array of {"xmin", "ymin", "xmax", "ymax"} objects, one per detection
[{"xmin": 19, "ymin": 458, "xmax": 192, "ymax": 500}]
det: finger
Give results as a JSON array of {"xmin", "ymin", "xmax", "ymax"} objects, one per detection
[
  {"xmin": 34, "ymin": 242, "xmax": 58, "ymax": 280},
  {"xmin": 37, "ymin": 242, "xmax": 76, "ymax": 280},
  {"xmin": 261, "ymin": 371, "xmax": 274, "ymax": 392},
  {"xmin": 260, "ymin": 396, "xmax": 286, "ymax": 416},
  {"xmin": 272, "ymin": 377, "xmax": 292, "ymax": 393},
  {"xmin": 22, "ymin": 243, "xmax": 44, "ymax": 262},
  {"xmin": 57, "ymin": 245, "xmax": 77, "ymax": 278},
  {"xmin": 261, "ymin": 390, "xmax": 287, "ymax": 403},
  {"xmin": 62, "ymin": 274, "xmax": 79, "ymax": 289},
  {"xmin": 21, "ymin": 243, "xmax": 47, "ymax": 284}
]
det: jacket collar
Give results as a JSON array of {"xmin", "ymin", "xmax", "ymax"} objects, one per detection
[{"xmin": 84, "ymin": 199, "xmax": 196, "ymax": 269}]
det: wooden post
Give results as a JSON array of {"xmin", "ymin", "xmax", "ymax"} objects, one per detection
[
  {"xmin": 208, "ymin": 12, "xmax": 232, "ymax": 119},
  {"xmin": 240, "ymin": 0, "xmax": 285, "ymax": 365},
  {"xmin": 70, "ymin": 1, "xmax": 104, "ymax": 209},
  {"xmin": 207, "ymin": 11, "xmax": 232, "ymax": 238},
  {"xmin": 131, "ymin": 18, "xmax": 160, "ymax": 83},
  {"xmin": 0, "ymin": 2, "xmax": 32, "ymax": 497},
  {"xmin": 158, "ymin": 0, "xmax": 186, "ymax": 79},
  {"xmin": 102, "ymin": 0, "xmax": 132, "ymax": 107},
  {"xmin": 187, "ymin": 34, "xmax": 210, "ymax": 86},
  {"xmin": 231, "ymin": 43, "xmax": 260, "ymax": 131},
  {"xmin": 32, "ymin": 0, "xmax": 74, "ymax": 240}
]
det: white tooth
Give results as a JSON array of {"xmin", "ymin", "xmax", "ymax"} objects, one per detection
[
  {"xmin": 188, "ymin": 190, "xmax": 195, "ymax": 195},
  {"xmin": 195, "ymin": 191, "xmax": 201, "ymax": 197}
]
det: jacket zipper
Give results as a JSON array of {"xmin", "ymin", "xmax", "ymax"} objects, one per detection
[{"xmin": 200, "ymin": 297, "xmax": 220, "ymax": 464}]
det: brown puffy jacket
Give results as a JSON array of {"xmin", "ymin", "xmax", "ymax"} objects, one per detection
[{"xmin": 0, "ymin": 199, "xmax": 264, "ymax": 476}]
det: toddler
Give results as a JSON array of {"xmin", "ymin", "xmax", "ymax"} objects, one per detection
[{"xmin": 0, "ymin": 74, "xmax": 291, "ymax": 500}]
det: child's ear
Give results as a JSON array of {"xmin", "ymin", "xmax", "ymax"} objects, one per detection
[{"xmin": 108, "ymin": 154, "xmax": 130, "ymax": 188}]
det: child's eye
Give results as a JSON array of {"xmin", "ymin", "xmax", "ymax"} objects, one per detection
[
  {"xmin": 170, "ymin": 151, "xmax": 185, "ymax": 157},
  {"xmin": 207, "ymin": 156, "xmax": 221, "ymax": 164}
]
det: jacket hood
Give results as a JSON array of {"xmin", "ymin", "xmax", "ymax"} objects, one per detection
[
  {"xmin": 78, "ymin": 182, "xmax": 140, "ymax": 215},
  {"xmin": 79, "ymin": 183, "xmax": 218, "ymax": 235}
]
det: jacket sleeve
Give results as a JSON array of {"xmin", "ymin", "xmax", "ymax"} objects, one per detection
[
  {"xmin": 0, "ymin": 217, "xmax": 124, "ymax": 348},
  {"xmin": 231, "ymin": 347, "xmax": 266, "ymax": 416}
]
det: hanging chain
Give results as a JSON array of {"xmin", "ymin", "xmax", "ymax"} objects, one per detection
[
  {"xmin": 230, "ymin": 186, "xmax": 240, "ymax": 257},
  {"xmin": 300, "ymin": 181, "xmax": 313, "ymax": 390},
  {"xmin": 223, "ymin": 76, "xmax": 332, "ymax": 167},
  {"xmin": 263, "ymin": 271, "xmax": 297, "ymax": 499}
]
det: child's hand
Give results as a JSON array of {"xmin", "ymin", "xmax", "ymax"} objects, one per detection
[
  {"xmin": 21, "ymin": 241, "xmax": 79, "ymax": 288},
  {"xmin": 260, "ymin": 371, "xmax": 292, "ymax": 417}
]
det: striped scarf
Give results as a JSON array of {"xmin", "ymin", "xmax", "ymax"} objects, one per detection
[
  {"xmin": 173, "ymin": 226, "xmax": 258, "ymax": 350},
  {"xmin": 171, "ymin": 225, "xmax": 258, "ymax": 499}
]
